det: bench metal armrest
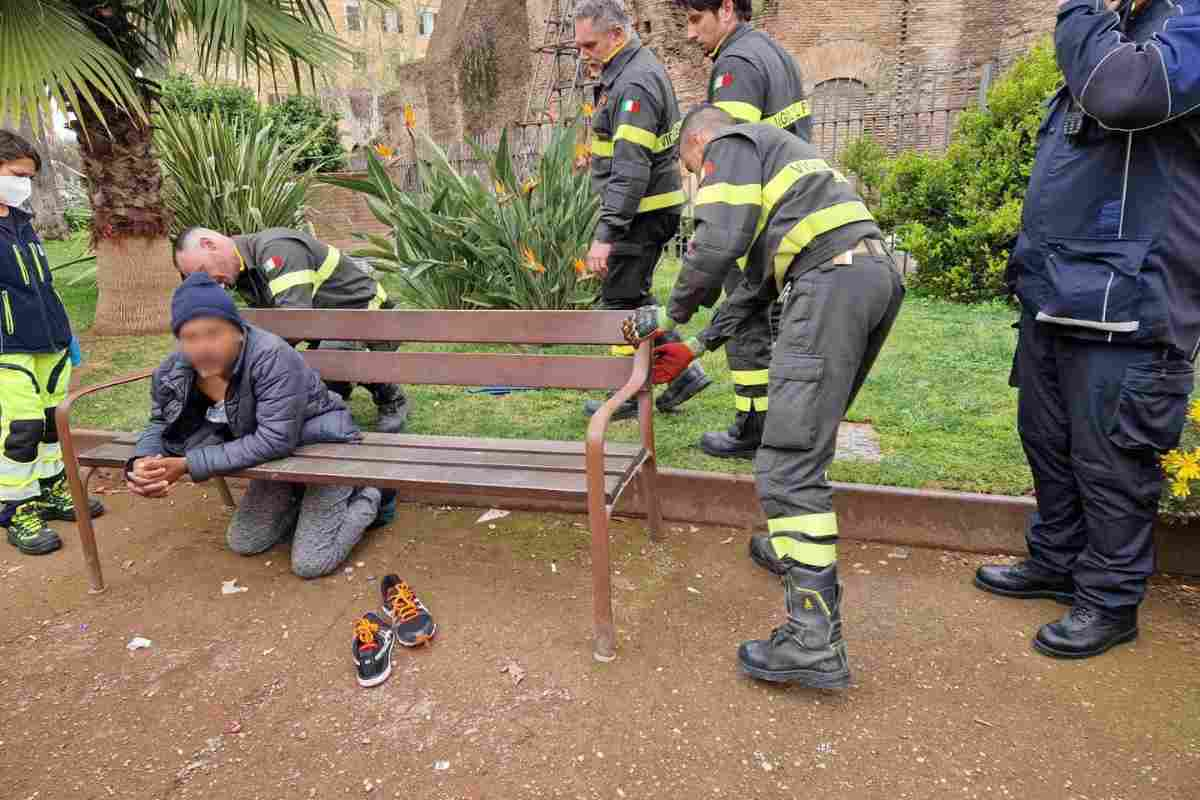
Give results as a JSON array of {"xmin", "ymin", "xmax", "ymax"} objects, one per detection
[
  {"xmin": 585, "ymin": 341, "xmax": 652, "ymax": 474},
  {"xmin": 56, "ymin": 369, "xmax": 155, "ymax": 467}
]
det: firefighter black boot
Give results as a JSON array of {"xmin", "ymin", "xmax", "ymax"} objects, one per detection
[
  {"xmin": 699, "ymin": 410, "xmax": 764, "ymax": 459},
  {"xmin": 737, "ymin": 564, "xmax": 850, "ymax": 689},
  {"xmin": 748, "ymin": 534, "xmax": 789, "ymax": 575}
]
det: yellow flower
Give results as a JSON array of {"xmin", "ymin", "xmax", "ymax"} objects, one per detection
[
  {"xmin": 575, "ymin": 142, "xmax": 590, "ymax": 160},
  {"xmin": 403, "ymin": 104, "xmax": 416, "ymax": 130},
  {"xmin": 521, "ymin": 245, "xmax": 545, "ymax": 274},
  {"xmin": 1177, "ymin": 451, "xmax": 1200, "ymax": 482},
  {"xmin": 1189, "ymin": 400, "xmax": 1200, "ymax": 425},
  {"xmin": 495, "ymin": 180, "xmax": 508, "ymax": 197},
  {"xmin": 374, "ymin": 143, "xmax": 394, "ymax": 158},
  {"xmin": 582, "ymin": 102, "xmax": 594, "ymax": 117},
  {"xmin": 1163, "ymin": 450, "xmax": 1186, "ymax": 475},
  {"xmin": 1172, "ymin": 478, "xmax": 1191, "ymax": 499},
  {"xmin": 521, "ymin": 177, "xmax": 539, "ymax": 195},
  {"xmin": 574, "ymin": 258, "xmax": 593, "ymax": 279}
]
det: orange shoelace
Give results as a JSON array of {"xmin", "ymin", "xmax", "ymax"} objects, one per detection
[
  {"xmin": 388, "ymin": 582, "xmax": 422, "ymax": 624},
  {"xmin": 354, "ymin": 617, "xmax": 380, "ymax": 650}
]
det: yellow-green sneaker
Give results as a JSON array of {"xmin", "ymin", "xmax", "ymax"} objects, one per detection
[
  {"xmin": 40, "ymin": 474, "xmax": 105, "ymax": 522},
  {"xmin": 4, "ymin": 500, "xmax": 61, "ymax": 555}
]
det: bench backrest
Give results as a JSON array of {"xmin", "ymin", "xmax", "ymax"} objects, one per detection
[{"xmin": 240, "ymin": 309, "xmax": 645, "ymax": 391}]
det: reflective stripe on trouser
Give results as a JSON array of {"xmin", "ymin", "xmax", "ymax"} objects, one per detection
[
  {"xmin": 724, "ymin": 268, "xmax": 770, "ymax": 412},
  {"xmin": 0, "ymin": 350, "xmax": 72, "ymax": 502},
  {"xmin": 754, "ymin": 252, "xmax": 904, "ymax": 568}
]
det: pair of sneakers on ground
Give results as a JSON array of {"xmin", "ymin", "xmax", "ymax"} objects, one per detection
[
  {"xmin": 352, "ymin": 575, "xmax": 437, "ymax": 688},
  {"xmin": 4, "ymin": 473, "xmax": 106, "ymax": 556}
]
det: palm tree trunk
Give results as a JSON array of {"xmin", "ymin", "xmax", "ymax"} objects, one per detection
[{"xmin": 71, "ymin": 93, "xmax": 176, "ymax": 335}]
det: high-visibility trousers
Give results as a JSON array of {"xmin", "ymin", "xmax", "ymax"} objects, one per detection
[{"xmin": 0, "ymin": 350, "xmax": 71, "ymax": 503}]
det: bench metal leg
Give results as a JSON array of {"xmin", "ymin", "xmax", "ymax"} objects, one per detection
[
  {"xmin": 637, "ymin": 388, "xmax": 664, "ymax": 543},
  {"xmin": 587, "ymin": 476, "xmax": 616, "ymax": 662},
  {"xmin": 71, "ymin": 466, "xmax": 106, "ymax": 594},
  {"xmin": 214, "ymin": 477, "xmax": 237, "ymax": 509}
]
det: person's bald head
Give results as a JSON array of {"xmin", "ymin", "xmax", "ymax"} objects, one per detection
[
  {"xmin": 173, "ymin": 226, "xmax": 241, "ymax": 287},
  {"xmin": 678, "ymin": 104, "xmax": 734, "ymax": 175}
]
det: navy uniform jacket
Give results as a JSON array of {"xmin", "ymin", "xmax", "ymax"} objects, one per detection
[
  {"xmin": 0, "ymin": 208, "xmax": 71, "ymax": 355},
  {"xmin": 1011, "ymin": 0, "xmax": 1200, "ymax": 355}
]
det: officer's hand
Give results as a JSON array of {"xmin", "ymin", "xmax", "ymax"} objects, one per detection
[
  {"xmin": 652, "ymin": 341, "xmax": 697, "ymax": 385},
  {"xmin": 622, "ymin": 306, "xmax": 674, "ymax": 346},
  {"xmin": 586, "ymin": 241, "xmax": 613, "ymax": 278}
]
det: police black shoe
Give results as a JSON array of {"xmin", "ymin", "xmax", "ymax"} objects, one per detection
[
  {"xmin": 655, "ymin": 362, "xmax": 712, "ymax": 412},
  {"xmin": 583, "ymin": 397, "xmax": 638, "ymax": 421},
  {"xmin": 699, "ymin": 410, "xmax": 764, "ymax": 459},
  {"xmin": 1033, "ymin": 604, "xmax": 1138, "ymax": 660},
  {"xmin": 975, "ymin": 559, "xmax": 1075, "ymax": 604},
  {"xmin": 748, "ymin": 534, "xmax": 789, "ymax": 575},
  {"xmin": 737, "ymin": 564, "xmax": 851, "ymax": 689},
  {"xmin": 374, "ymin": 396, "xmax": 409, "ymax": 434}
]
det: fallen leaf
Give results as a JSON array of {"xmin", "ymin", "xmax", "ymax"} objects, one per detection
[
  {"xmin": 477, "ymin": 509, "xmax": 510, "ymax": 524},
  {"xmin": 122, "ymin": 560, "xmax": 134, "ymax": 570},
  {"xmin": 499, "ymin": 660, "xmax": 526, "ymax": 686},
  {"xmin": 687, "ymin": 586, "xmax": 702, "ymax": 595},
  {"xmin": 221, "ymin": 579, "xmax": 248, "ymax": 595},
  {"xmin": 719, "ymin": 537, "xmax": 734, "ymax": 545},
  {"xmin": 224, "ymin": 721, "xmax": 242, "ymax": 735}
]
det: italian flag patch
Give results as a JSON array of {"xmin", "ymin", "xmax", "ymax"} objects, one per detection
[
  {"xmin": 621, "ymin": 99, "xmax": 641, "ymax": 114},
  {"xmin": 261, "ymin": 256, "xmax": 283, "ymax": 272},
  {"xmin": 713, "ymin": 73, "xmax": 734, "ymax": 91}
]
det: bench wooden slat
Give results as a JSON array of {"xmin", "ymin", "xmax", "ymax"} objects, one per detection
[
  {"xmin": 294, "ymin": 443, "xmax": 635, "ymax": 476},
  {"xmin": 241, "ymin": 309, "xmax": 633, "ymax": 345},
  {"xmin": 299, "ymin": 350, "xmax": 636, "ymax": 391},
  {"xmin": 79, "ymin": 443, "xmax": 630, "ymax": 500},
  {"xmin": 104, "ymin": 432, "xmax": 643, "ymax": 458}
]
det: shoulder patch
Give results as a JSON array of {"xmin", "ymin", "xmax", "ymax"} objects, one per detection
[
  {"xmin": 702, "ymin": 161, "xmax": 717, "ymax": 179},
  {"xmin": 261, "ymin": 255, "xmax": 284, "ymax": 272},
  {"xmin": 713, "ymin": 73, "xmax": 734, "ymax": 92},
  {"xmin": 620, "ymin": 99, "xmax": 641, "ymax": 114}
]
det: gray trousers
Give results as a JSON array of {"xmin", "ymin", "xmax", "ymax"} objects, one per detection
[
  {"xmin": 755, "ymin": 251, "xmax": 904, "ymax": 567},
  {"xmin": 226, "ymin": 480, "xmax": 381, "ymax": 578}
]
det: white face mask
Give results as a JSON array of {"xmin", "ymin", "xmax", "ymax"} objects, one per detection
[{"xmin": 0, "ymin": 176, "xmax": 32, "ymax": 208}]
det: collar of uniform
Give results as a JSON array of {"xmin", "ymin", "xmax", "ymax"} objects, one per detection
[
  {"xmin": 710, "ymin": 22, "xmax": 748, "ymax": 60},
  {"xmin": 232, "ymin": 235, "xmax": 252, "ymax": 272},
  {"xmin": 602, "ymin": 34, "xmax": 642, "ymax": 88}
]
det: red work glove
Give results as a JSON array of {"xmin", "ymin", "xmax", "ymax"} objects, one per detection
[{"xmin": 652, "ymin": 341, "xmax": 698, "ymax": 385}]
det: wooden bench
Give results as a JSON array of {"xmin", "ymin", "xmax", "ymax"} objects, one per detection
[{"xmin": 57, "ymin": 309, "xmax": 663, "ymax": 661}]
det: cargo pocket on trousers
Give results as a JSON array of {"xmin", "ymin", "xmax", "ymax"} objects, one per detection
[
  {"xmin": 1109, "ymin": 360, "xmax": 1195, "ymax": 454},
  {"xmin": 762, "ymin": 354, "xmax": 824, "ymax": 450}
]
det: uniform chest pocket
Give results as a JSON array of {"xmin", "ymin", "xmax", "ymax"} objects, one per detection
[{"xmin": 1033, "ymin": 236, "xmax": 1152, "ymax": 333}]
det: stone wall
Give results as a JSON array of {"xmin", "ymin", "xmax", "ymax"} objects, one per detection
[{"xmin": 306, "ymin": 173, "xmax": 393, "ymax": 252}]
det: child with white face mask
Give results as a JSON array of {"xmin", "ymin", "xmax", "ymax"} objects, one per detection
[{"xmin": 0, "ymin": 130, "xmax": 104, "ymax": 556}]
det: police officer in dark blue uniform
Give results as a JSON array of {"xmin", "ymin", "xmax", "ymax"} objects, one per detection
[{"xmin": 976, "ymin": 0, "xmax": 1200, "ymax": 659}]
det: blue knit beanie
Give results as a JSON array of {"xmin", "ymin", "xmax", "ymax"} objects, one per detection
[{"xmin": 172, "ymin": 272, "xmax": 242, "ymax": 335}]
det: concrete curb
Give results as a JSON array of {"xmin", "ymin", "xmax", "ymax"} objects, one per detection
[{"xmin": 72, "ymin": 429, "xmax": 1199, "ymax": 577}]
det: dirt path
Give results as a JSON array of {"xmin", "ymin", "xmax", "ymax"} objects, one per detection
[{"xmin": 1, "ymin": 477, "xmax": 1197, "ymax": 799}]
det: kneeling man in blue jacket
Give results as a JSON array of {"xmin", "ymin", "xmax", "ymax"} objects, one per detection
[{"xmin": 125, "ymin": 273, "xmax": 394, "ymax": 578}]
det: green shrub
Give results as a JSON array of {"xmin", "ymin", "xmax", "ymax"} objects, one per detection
[
  {"xmin": 839, "ymin": 133, "xmax": 888, "ymax": 203},
  {"xmin": 875, "ymin": 41, "xmax": 1062, "ymax": 302},
  {"xmin": 325, "ymin": 126, "xmax": 599, "ymax": 310},
  {"xmin": 157, "ymin": 71, "xmax": 347, "ymax": 173},
  {"xmin": 156, "ymin": 111, "xmax": 320, "ymax": 238}
]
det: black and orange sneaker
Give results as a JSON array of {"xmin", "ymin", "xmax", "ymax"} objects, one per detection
[
  {"xmin": 352, "ymin": 613, "xmax": 394, "ymax": 688},
  {"xmin": 381, "ymin": 575, "xmax": 437, "ymax": 647}
]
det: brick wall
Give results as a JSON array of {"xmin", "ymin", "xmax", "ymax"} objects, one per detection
[{"xmin": 306, "ymin": 173, "xmax": 393, "ymax": 252}]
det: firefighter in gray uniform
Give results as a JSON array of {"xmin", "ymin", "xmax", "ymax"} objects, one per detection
[
  {"xmin": 172, "ymin": 226, "xmax": 409, "ymax": 434},
  {"xmin": 626, "ymin": 106, "xmax": 904, "ymax": 687},
  {"xmin": 676, "ymin": 0, "xmax": 815, "ymax": 459},
  {"xmin": 574, "ymin": 0, "xmax": 711, "ymax": 420}
]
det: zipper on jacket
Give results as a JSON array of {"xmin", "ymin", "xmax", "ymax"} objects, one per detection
[
  {"xmin": 11, "ymin": 244, "xmax": 30, "ymax": 285},
  {"xmin": 1, "ymin": 290, "xmax": 14, "ymax": 336}
]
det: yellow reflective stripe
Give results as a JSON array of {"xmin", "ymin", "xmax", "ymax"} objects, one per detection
[
  {"xmin": 714, "ymin": 100, "xmax": 762, "ymax": 123},
  {"xmin": 773, "ymin": 201, "xmax": 876, "ymax": 288},
  {"xmin": 314, "ymin": 246, "xmax": 340, "ymax": 290},
  {"xmin": 655, "ymin": 120, "xmax": 681, "ymax": 153},
  {"xmin": 764, "ymin": 100, "xmax": 812, "ymax": 130},
  {"xmin": 770, "ymin": 538, "xmax": 838, "ymax": 568},
  {"xmin": 638, "ymin": 190, "xmax": 686, "ymax": 213},
  {"xmin": 11, "ymin": 246, "xmax": 29, "ymax": 285},
  {"xmin": 762, "ymin": 160, "xmax": 835, "ymax": 210},
  {"xmin": 367, "ymin": 284, "xmax": 388, "ymax": 310},
  {"xmin": 695, "ymin": 182, "xmax": 762, "ymax": 208},
  {"xmin": 734, "ymin": 395, "xmax": 769, "ymax": 412},
  {"xmin": 610, "ymin": 344, "xmax": 636, "ymax": 357},
  {"xmin": 269, "ymin": 269, "xmax": 317, "ymax": 296},
  {"xmin": 731, "ymin": 369, "xmax": 769, "ymax": 385},
  {"xmin": 768, "ymin": 512, "xmax": 839, "ymax": 536},
  {"xmin": 592, "ymin": 139, "xmax": 614, "ymax": 157},
  {"xmin": 614, "ymin": 124, "xmax": 658, "ymax": 151}
]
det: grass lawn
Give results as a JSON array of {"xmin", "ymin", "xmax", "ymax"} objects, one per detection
[{"xmin": 45, "ymin": 234, "xmax": 1033, "ymax": 496}]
